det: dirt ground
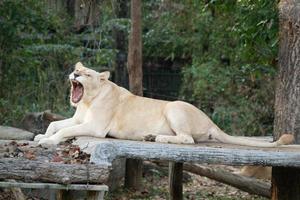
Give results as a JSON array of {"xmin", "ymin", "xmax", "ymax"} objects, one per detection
[{"xmin": 107, "ymin": 163, "xmax": 267, "ymax": 200}]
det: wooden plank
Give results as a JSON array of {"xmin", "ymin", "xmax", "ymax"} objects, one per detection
[
  {"xmin": 89, "ymin": 139, "xmax": 300, "ymax": 167},
  {"xmin": 169, "ymin": 162, "xmax": 183, "ymax": 200},
  {"xmin": 0, "ymin": 182, "xmax": 108, "ymax": 191}
]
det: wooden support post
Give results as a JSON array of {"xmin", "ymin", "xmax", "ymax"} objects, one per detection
[
  {"xmin": 56, "ymin": 190, "xmax": 72, "ymax": 200},
  {"xmin": 125, "ymin": 159, "xmax": 143, "ymax": 190},
  {"xmin": 87, "ymin": 191, "xmax": 105, "ymax": 200},
  {"xmin": 169, "ymin": 162, "xmax": 183, "ymax": 200},
  {"xmin": 272, "ymin": 1, "xmax": 300, "ymax": 199},
  {"xmin": 272, "ymin": 167, "xmax": 300, "ymax": 200}
]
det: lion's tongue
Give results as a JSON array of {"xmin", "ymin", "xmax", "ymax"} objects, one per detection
[{"xmin": 72, "ymin": 84, "xmax": 83, "ymax": 103}]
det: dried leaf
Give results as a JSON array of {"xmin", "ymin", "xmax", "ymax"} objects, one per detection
[
  {"xmin": 24, "ymin": 151, "xmax": 36, "ymax": 160},
  {"xmin": 51, "ymin": 154, "xmax": 64, "ymax": 163}
]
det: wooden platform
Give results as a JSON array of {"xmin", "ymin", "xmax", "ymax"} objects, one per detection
[
  {"xmin": 73, "ymin": 137, "xmax": 300, "ymax": 167},
  {"xmin": 1, "ymin": 138, "xmax": 300, "ymax": 199}
]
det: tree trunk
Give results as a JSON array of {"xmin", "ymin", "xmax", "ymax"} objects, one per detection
[
  {"xmin": 124, "ymin": 0, "xmax": 143, "ymax": 190},
  {"xmin": 127, "ymin": 0, "xmax": 143, "ymax": 96},
  {"xmin": 272, "ymin": 1, "xmax": 300, "ymax": 199}
]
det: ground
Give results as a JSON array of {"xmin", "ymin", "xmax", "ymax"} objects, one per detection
[{"xmin": 107, "ymin": 163, "xmax": 267, "ymax": 200}]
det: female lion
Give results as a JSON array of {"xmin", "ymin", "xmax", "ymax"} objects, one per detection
[{"xmin": 35, "ymin": 62, "xmax": 293, "ymax": 147}]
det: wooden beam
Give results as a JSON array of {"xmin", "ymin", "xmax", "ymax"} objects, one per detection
[{"xmin": 89, "ymin": 139, "xmax": 300, "ymax": 167}]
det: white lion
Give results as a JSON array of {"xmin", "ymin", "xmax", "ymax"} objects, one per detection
[{"xmin": 35, "ymin": 62, "xmax": 293, "ymax": 147}]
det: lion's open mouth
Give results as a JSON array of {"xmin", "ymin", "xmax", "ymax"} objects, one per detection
[{"xmin": 71, "ymin": 80, "xmax": 84, "ymax": 103}]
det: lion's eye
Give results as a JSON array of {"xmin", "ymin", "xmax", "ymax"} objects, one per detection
[{"xmin": 86, "ymin": 74, "xmax": 91, "ymax": 77}]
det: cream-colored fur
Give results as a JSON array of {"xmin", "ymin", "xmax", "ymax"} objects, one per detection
[
  {"xmin": 35, "ymin": 62, "xmax": 294, "ymax": 146},
  {"xmin": 236, "ymin": 166, "xmax": 272, "ymax": 180}
]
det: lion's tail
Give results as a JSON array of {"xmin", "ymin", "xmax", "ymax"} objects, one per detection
[{"xmin": 213, "ymin": 129, "xmax": 294, "ymax": 147}]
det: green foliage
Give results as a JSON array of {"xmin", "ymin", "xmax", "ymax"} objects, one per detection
[
  {"xmin": 1, "ymin": 0, "xmax": 279, "ymax": 136},
  {"xmin": 143, "ymin": 0, "xmax": 278, "ymax": 136},
  {"xmin": 0, "ymin": 0, "xmax": 115, "ymax": 126}
]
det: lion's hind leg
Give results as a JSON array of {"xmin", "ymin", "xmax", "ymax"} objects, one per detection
[{"xmin": 154, "ymin": 102, "xmax": 195, "ymax": 144}]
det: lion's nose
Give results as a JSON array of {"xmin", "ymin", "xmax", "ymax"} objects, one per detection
[{"xmin": 74, "ymin": 73, "xmax": 80, "ymax": 79}]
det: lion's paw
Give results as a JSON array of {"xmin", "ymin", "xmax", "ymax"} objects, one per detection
[
  {"xmin": 34, "ymin": 134, "xmax": 47, "ymax": 142},
  {"xmin": 143, "ymin": 134, "xmax": 157, "ymax": 142},
  {"xmin": 38, "ymin": 138, "xmax": 59, "ymax": 146}
]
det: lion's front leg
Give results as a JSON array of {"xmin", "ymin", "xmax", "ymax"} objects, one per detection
[
  {"xmin": 38, "ymin": 123, "xmax": 108, "ymax": 145},
  {"xmin": 34, "ymin": 118, "xmax": 77, "ymax": 141}
]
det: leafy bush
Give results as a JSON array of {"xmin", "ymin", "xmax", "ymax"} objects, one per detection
[
  {"xmin": 0, "ymin": 0, "xmax": 115, "ymax": 126},
  {"xmin": 180, "ymin": 1, "xmax": 278, "ymax": 136}
]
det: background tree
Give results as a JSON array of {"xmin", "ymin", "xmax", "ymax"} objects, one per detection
[
  {"xmin": 272, "ymin": 0, "xmax": 300, "ymax": 199},
  {"xmin": 124, "ymin": 0, "xmax": 143, "ymax": 190}
]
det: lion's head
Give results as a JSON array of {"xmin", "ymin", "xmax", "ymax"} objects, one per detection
[{"xmin": 69, "ymin": 62, "xmax": 110, "ymax": 106}]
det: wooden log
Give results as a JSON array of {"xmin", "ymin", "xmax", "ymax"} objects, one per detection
[
  {"xmin": 169, "ymin": 162, "xmax": 183, "ymax": 200},
  {"xmin": 90, "ymin": 139, "xmax": 300, "ymax": 167},
  {"xmin": 0, "ymin": 158, "xmax": 110, "ymax": 184},
  {"xmin": 183, "ymin": 164, "xmax": 270, "ymax": 198},
  {"xmin": 0, "ymin": 140, "xmax": 110, "ymax": 184}
]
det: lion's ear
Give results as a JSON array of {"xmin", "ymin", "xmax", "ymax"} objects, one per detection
[
  {"xmin": 99, "ymin": 71, "xmax": 110, "ymax": 80},
  {"xmin": 75, "ymin": 62, "xmax": 85, "ymax": 70}
]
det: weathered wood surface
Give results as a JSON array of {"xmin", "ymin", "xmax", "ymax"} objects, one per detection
[
  {"xmin": 87, "ymin": 138, "xmax": 300, "ymax": 167},
  {"xmin": 0, "ymin": 158, "xmax": 110, "ymax": 184}
]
